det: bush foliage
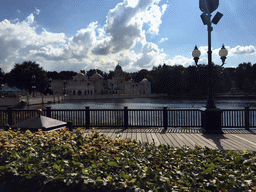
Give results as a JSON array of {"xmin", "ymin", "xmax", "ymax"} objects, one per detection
[{"xmin": 0, "ymin": 128, "xmax": 256, "ymax": 191}]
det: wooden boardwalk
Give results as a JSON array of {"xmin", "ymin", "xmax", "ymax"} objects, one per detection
[{"xmin": 82, "ymin": 128, "xmax": 256, "ymax": 152}]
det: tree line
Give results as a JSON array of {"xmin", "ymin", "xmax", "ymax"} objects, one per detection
[{"xmin": 1, "ymin": 61, "xmax": 256, "ymax": 96}]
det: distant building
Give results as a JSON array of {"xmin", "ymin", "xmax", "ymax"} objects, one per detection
[{"xmin": 50, "ymin": 64, "xmax": 151, "ymax": 96}]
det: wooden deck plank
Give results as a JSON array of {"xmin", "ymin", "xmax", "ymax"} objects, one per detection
[
  {"xmin": 118, "ymin": 129, "xmax": 127, "ymax": 140},
  {"xmin": 220, "ymin": 134, "xmax": 256, "ymax": 151},
  {"xmin": 175, "ymin": 133, "xmax": 194, "ymax": 148},
  {"xmin": 203, "ymin": 134, "xmax": 249, "ymax": 151},
  {"xmin": 183, "ymin": 134, "xmax": 203, "ymax": 149},
  {"xmin": 141, "ymin": 129, "xmax": 148, "ymax": 143},
  {"xmin": 102, "ymin": 129, "xmax": 113, "ymax": 139},
  {"xmin": 130, "ymin": 129, "xmax": 137, "ymax": 141},
  {"xmin": 201, "ymin": 134, "xmax": 238, "ymax": 151},
  {"xmin": 150, "ymin": 132, "xmax": 161, "ymax": 146},
  {"xmin": 180, "ymin": 134, "xmax": 197, "ymax": 148},
  {"xmin": 127, "ymin": 129, "xmax": 132, "ymax": 140},
  {"xmin": 145, "ymin": 129, "xmax": 154, "ymax": 144},
  {"xmin": 136, "ymin": 129, "xmax": 143, "ymax": 143},
  {"xmin": 188, "ymin": 134, "xmax": 219, "ymax": 150},
  {"xmin": 106, "ymin": 129, "xmax": 116, "ymax": 140},
  {"xmin": 164, "ymin": 133, "xmax": 182, "ymax": 148},
  {"xmin": 228, "ymin": 134, "xmax": 256, "ymax": 151},
  {"xmin": 155, "ymin": 131, "xmax": 171, "ymax": 146},
  {"xmin": 169, "ymin": 133, "xmax": 188, "ymax": 147},
  {"xmin": 80, "ymin": 128, "xmax": 256, "ymax": 151},
  {"xmin": 234, "ymin": 134, "xmax": 256, "ymax": 144}
]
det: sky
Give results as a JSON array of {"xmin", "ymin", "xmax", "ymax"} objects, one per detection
[{"xmin": 0, "ymin": 0, "xmax": 256, "ymax": 73}]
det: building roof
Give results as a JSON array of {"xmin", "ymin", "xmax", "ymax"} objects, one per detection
[
  {"xmin": 141, "ymin": 78, "xmax": 149, "ymax": 83},
  {"xmin": 128, "ymin": 78, "xmax": 134, "ymax": 82},
  {"xmin": 92, "ymin": 72, "xmax": 103, "ymax": 79},
  {"xmin": 115, "ymin": 64, "xmax": 122, "ymax": 71},
  {"xmin": 76, "ymin": 72, "xmax": 85, "ymax": 77}
]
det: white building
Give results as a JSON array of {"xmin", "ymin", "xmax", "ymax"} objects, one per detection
[{"xmin": 51, "ymin": 64, "xmax": 151, "ymax": 97}]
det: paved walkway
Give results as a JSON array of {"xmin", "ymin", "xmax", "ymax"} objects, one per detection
[{"xmin": 82, "ymin": 128, "xmax": 256, "ymax": 152}]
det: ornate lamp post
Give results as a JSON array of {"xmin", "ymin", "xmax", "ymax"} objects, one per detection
[
  {"xmin": 48, "ymin": 78, "xmax": 52, "ymax": 95},
  {"xmin": 192, "ymin": 44, "xmax": 228, "ymax": 106},
  {"xmin": 63, "ymin": 80, "xmax": 67, "ymax": 95},
  {"xmin": 32, "ymin": 75, "xmax": 36, "ymax": 97},
  {"xmin": 111, "ymin": 82, "xmax": 114, "ymax": 94},
  {"xmin": 192, "ymin": 0, "xmax": 227, "ymax": 133},
  {"xmin": 132, "ymin": 83, "xmax": 135, "ymax": 95}
]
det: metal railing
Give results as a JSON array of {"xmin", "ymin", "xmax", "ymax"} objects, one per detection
[{"xmin": 1, "ymin": 106, "xmax": 256, "ymax": 130}]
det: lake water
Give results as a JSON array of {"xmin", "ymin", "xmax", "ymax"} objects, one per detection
[{"xmin": 27, "ymin": 97, "xmax": 256, "ymax": 110}]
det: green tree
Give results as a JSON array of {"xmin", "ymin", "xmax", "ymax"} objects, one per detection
[
  {"xmin": 6, "ymin": 61, "xmax": 48, "ymax": 94},
  {"xmin": 0, "ymin": 68, "xmax": 5, "ymax": 84},
  {"xmin": 243, "ymin": 78, "xmax": 254, "ymax": 93}
]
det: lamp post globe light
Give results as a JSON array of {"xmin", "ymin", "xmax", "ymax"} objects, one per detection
[{"xmin": 192, "ymin": 0, "xmax": 227, "ymax": 134}]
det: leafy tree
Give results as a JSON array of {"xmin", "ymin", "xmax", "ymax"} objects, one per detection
[
  {"xmin": 6, "ymin": 61, "xmax": 48, "ymax": 94},
  {"xmin": 107, "ymin": 70, "xmax": 114, "ymax": 79},
  {"xmin": 134, "ymin": 69, "xmax": 149, "ymax": 82},
  {"xmin": 152, "ymin": 66, "xmax": 183, "ymax": 96},
  {"xmin": 59, "ymin": 71, "xmax": 77, "ymax": 80},
  {"xmin": 184, "ymin": 65, "xmax": 208, "ymax": 96},
  {"xmin": 46, "ymin": 71, "xmax": 59, "ymax": 80},
  {"xmin": 234, "ymin": 62, "xmax": 253, "ymax": 92},
  {"xmin": 243, "ymin": 78, "xmax": 254, "ymax": 93},
  {"xmin": 0, "ymin": 68, "xmax": 5, "ymax": 84}
]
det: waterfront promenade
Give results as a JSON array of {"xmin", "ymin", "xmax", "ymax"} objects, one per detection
[{"xmin": 82, "ymin": 128, "xmax": 256, "ymax": 151}]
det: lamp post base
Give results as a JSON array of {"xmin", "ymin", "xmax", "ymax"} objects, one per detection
[{"xmin": 201, "ymin": 107, "xmax": 223, "ymax": 134}]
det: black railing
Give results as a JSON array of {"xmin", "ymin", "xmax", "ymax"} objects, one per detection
[{"xmin": 1, "ymin": 106, "xmax": 256, "ymax": 130}]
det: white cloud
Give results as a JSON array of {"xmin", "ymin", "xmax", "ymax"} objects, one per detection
[
  {"xmin": 159, "ymin": 37, "xmax": 168, "ymax": 43},
  {"xmin": 35, "ymin": 7, "xmax": 40, "ymax": 15},
  {"xmin": 18, "ymin": 10, "xmax": 20, "ymax": 13},
  {"xmin": 229, "ymin": 45, "xmax": 256, "ymax": 56},
  {"xmin": 165, "ymin": 55, "xmax": 194, "ymax": 67},
  {"xmin": 0, "ymin": 0, "xmax": 168, "ymax": 73}
]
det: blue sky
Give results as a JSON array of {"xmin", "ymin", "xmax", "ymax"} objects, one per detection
[{"xmin": 0, "ymin": 0, "xmax": 255, "ymax": 73}]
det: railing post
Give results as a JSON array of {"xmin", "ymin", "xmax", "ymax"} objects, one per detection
[
  {"xmin": 41, "ymin": 93, "xmax": 44, "ymax": 104},
  {"xmin": 86, "ymin": 106, "xmax": 90, "ymax": 129},
  {"xmin": 245, "ymin": 106, "xmax": 250, "ymax": 130},
  {"xmin": 67, "ymin": 121, "xmax": 73, "ymax": 131},
  {"xmin": 124, "ymin": 106, "xmax": 128, "ymax": 129},
  {"xmin": 46, "ymin": 107, "xmax": 51, "ymax": 118},
  {"xmin": 163, "ymin": 106, "xmax": 168, "ymax": 130},
  {"xmin": 7, "ymin": 107, "xmax": 13, "ymax": 126}
]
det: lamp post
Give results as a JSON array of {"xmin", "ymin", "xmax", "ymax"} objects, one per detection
[
  {"xmin": 111, "ymin": 82, "xmax": 114, "ymax": 94},
  {"xmin": 192, "ymin": 0, "xmax": 227, "ymax": 133},
  {"xmin": 32, "ymin": 75, "xmax": 36, "ymax": 97},
  {"xmin": 192, "ymin": 44, "xmax": 228, "ymax": 104},
  {"xmin": 48, "ymin": 78, "xmax": 52, "ymax": 95},
  {"xmin": 63, "ymin": 80, "xmax": 66, "ymax": 95}
]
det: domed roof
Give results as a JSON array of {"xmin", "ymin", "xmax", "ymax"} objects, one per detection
[
  {"xmin": 76, "ymin": 71, "xmax": 85, "ymax": 77},
  {"xmin": 115, "ymin": 64, "xmax": 122, "ymax": 71},
  {"xmin": 128, "ymin": 78, "xmax": 134, "ymax": 82},
  {"xmin": 92, "ymin": 72, "xmax": 103, "ymax": 79},
  {"xmin": 141, "ymin": 78, "xmax": 149, "ymax": 83}
]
